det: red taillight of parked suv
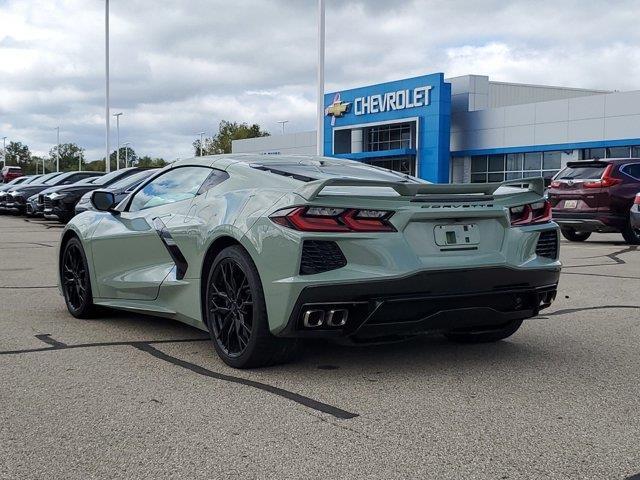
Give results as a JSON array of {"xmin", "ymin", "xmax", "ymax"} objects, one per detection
[{"xmin": 548, "ymin": 159, "xmax": 640, "ymax": 245}]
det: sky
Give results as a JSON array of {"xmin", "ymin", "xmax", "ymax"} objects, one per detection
[{"xmin": 1, "ymin": 0, "xmax": 640, "ymax": 161}]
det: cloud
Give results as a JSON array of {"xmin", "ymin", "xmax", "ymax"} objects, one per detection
[{"xmin": 0, "ymin": 0, "xmax": 639, "ymax": 160}]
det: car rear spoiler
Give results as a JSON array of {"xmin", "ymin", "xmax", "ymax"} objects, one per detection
[{"xmin": 295, "ymin": 177, "xmax": 545, "ymax": 201}]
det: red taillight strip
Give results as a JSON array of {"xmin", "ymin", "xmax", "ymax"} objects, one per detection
[
  {"xmin": 510, "ymin": 200, "xmax": 552, "ymax": 227},
  {"xmin": 270, "ymin": 207, "xmax": 396, "ymax": 232},
  {"xmin": 584, "ymin": 164, "xmax": 622, "ymax": 188}
]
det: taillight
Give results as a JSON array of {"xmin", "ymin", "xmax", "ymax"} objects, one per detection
[
  {"xmin": 270, "ymin": 206, "xmax": 396, "ymax": 232},
  {"xmin": 550, "ymin": 180, "xmax": 561, "ymax": 188},
  {"xmin": 509, "ymin": 200, "xmax": 552, "ymax": 226},
  {"xmin": 634, "ymin": 194, "xmax": 640, "ymax": 206},
  {"xmin": 583, "ymin": 164, "xmax": 622, "ymax": 188}
]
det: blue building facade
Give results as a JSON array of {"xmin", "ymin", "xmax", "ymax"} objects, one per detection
[{"xmin": 323, "ymin": 73, "xmax": 451, "ymax": 183}]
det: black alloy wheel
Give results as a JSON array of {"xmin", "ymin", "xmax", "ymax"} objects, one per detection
[
  {"xmin": 61, "ymin": 238, "xmax": 97, "ymax": 318},
  {"xmin": 205, "ymin": 245, "xmax": 298, "ymax": 368},
  {"xmin": 208, "ymin": 258, "xmax": 254, "ymax": 357}
]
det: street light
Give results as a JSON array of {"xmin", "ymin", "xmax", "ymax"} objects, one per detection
[
  {"xmin": 55, "ymin": 126, "xmax": 60, "ymax": 172},
  {"xmin": 196, "ymin": 132, "xmax": 205, "ymax": 156},
  {"xmin": 316, "ymin": 0, "xmax": 325, "ymax": 156},
  {"xmin": 113, "ymin": 112, "xmax": 123, "ymax": 170},
  {"xmin": 122, "ymin": 141, "xmax": 131, "ymax": 168},
  {"xmin": 105, "ymin": 0, "xmax": 110, "ymax": 173},
  {"xmin": 277, "ymin": 120, "xmax": 289, "ymax": 135},
  {"xmin": 1, "ymin": 136, "xmax": 6, "ymax": 168}
]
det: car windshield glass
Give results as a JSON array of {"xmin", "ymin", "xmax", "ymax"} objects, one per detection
[
  {"xmin": 47, "ymin": 172, "xmax": 76, "ymax": 185},
  {"xmin": 39, "ymin": 173, "xmax": 63, "ymax": 184},
  {"xmin": 75, "ymin": 177, "xmax": 99, "ymax": 185},
  {"xmin": 109, "ymin": 169, "xmax": 157, "ymax": 190},
  {"xmin": 22, "ymin": 176, "xmax": 42, "ymax": 185},
  {"xmin": 4, "ymin": 177, "xmax": 26, "ymax": 186},
  {"xmin": 92, "ymin": 169, "xmax": 133, "ymax": 186},
  {"xmin": 557, "ymin": 165, "xmax": 606, "ymax": 180}
]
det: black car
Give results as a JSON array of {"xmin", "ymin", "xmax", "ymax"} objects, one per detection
[
  {"xmin": 6, "ymin": 171, "xmax": 101, "ymax": 215},
  {"xmin": 0, "ymin": 175, "xmax": 42, "ymax": 212},
  {"xmin": 75, "ymin": 168, "xmax": 159, "ymax": 215},
  {"xmin": 43, "ymin": 167, "xmax": 144, "ymax": 222}
]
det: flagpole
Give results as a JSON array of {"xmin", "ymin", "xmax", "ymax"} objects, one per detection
[{"xmin": 316, "ymin": 0, "xmax": 325, "ymax": 156}]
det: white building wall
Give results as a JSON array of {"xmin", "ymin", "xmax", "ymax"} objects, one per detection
[
  {"xmin": 232, "ymin": 131, "xmax": 316, "ymax": 155},
  {"xmin": 451, "ymin": 89, "xmax": 640, "ymax": 153}
]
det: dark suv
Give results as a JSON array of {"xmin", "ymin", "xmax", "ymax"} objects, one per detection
[{"xmin": 548, "ymin": 159, "xmax": 640, "ymax": 244}]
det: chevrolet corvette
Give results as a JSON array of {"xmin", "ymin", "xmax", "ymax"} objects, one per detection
[{"xmin": 58, "ymin": 155, "xmax": 561, "ymax": 368}]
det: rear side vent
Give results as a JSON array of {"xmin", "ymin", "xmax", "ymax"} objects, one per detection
[
  {"xmin": 300, "ymin": 241, "xmax": 347, "ymax": 275},
  {"xmin": 536, "ymin": 230, "xmax": 559, "ymax": 259}
]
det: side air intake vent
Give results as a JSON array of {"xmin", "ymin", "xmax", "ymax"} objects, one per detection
[
  {"xmin": 536, "ymin": 230, "xmax": 559, "ymax": 259},
  {"xmin": 300, "ymin": 241, "xmax": 347, "ymax": 275}
]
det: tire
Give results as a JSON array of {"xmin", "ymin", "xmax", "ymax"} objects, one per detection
[
  {"xmin": 61, "ymin": 237, "xmax": 98, "ymax": 319},
  {"xmin": 444, "ymin": 319, "xmax": 523, "ymax": 343},
  {"xmin": 204, "ymin": 245, "xmax": 298, "ymax": 368},
  {"xmin": 621, "ymin": 217, "xmax": 640, "ymax": 245},
  {"xmin": 560, "ymin": 229, "xmax": 592, "ymax": 242}
]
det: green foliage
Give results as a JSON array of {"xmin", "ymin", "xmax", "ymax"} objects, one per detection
[
  {"xmin": 136, "ymin": 156, "xmax": 168, "ymax": 168},
  {"xmin": 194, "ymin": 120, "xmax": 270, "ymax": 156},
  {"xmin": 49, "ymin": 143, "xmax": 85, "ymax": 172},
  {"xmin": 3, "ymin": 141, "xmax": 31, "ymax": 168}
]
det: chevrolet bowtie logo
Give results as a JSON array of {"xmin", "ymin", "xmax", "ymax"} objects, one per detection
[{"xmin": 325, "ymin": 93, "xmax": 351, "ymax": 125}]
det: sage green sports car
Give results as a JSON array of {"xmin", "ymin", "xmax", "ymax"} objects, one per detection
[{"xmin": 58, "ymin": 155, "xmax": 561, "ymax": 368}]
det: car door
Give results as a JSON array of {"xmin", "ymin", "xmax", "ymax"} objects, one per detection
[{"xmin": 90, "ymin": 166, "xmax": 214, "ymax": 301}]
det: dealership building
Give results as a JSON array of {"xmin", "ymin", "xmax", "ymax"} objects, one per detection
[{"xmin": 232, "ymin": 73, "xmax": 640, "ymax": 184}]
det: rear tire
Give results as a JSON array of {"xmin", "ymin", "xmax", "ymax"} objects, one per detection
[
  {"xmin": 204, "ymin": 245, "xmax": 298, "ymax": 368},
  {"xmin": 621, "ymin": 217, "xmax": 640, "ymax": 245},
  {"xmin": 560, "ymin": 229, "xmax": 592, "ymax": 242},
  {"xmin": 61, "ymin": 237, "xmax": 98, "ymax": 319},
  {"xmin": 444, "ymin": 319, "xmax": 523, "ymax": 343}
]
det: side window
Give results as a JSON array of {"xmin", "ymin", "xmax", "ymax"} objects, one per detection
[
  {"xmin": 61, "ymin": 175, "xmax": 79, "ymax": 185},
  {"xmin": 128, "ymin": 167, "xmax": 212, "ymax": 212},
  {"xmin": 197, "ymin": 169, "xmax": 230, "ymax": 195},
  {"xmin": 622, "ymin": 164, "xmax": 640, "ymax": 180}
]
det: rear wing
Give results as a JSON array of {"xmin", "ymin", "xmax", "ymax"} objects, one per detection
[{"xmin": 295, "ymin": 177, "xmax": 545, "ymax": 201}]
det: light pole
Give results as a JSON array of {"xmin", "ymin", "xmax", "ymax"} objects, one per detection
[
  {"xmin": 55, "ymin": 126, "xmax": 60, "ymax": 172},
  {"xmin": 113, "ymin": 112, "xmax": 123, "ymax": 170},
  {"xmin": 105, "ymin": 0, "xmax": 111, "ymax": 173},
  {"xmin": 277, "ymin": 121, "xmax": 289, "ymax": 135},
  {"xmin": 1, "ymin": 136, "xmax": 6, "ymax": 168},
  {"xmin": 196, "ymin": 132, "xmax": 205, "ymax": 156},
  {"xmin": 123, "ymin": 142, "xmax": 131, "ymax": 168},
  {"xmin": 316, "ymin": 0, "xmax": 325, "ymax": 156}
]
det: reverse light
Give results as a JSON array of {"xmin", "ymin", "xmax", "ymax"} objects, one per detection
[
  {"xmin": 509, "ymin": 200, "xmax": 552, "ymax": 226},
  {"xmin": 270, "ymin": 206, "xmax": 396, "ymax": 232},
  {"xmin": 583, "ymin": 164, "xmax": 622, "ymax": 188}
]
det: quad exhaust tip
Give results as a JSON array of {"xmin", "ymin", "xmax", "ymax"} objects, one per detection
[{"xmin": 302, "ymin": 308, "xmax": 349, "ymax": 328}]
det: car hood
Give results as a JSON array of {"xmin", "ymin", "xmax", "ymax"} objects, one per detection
[
  {"xmin": 8, "ymin": 184, "xmax": 50, "ymax": 196},
  {"xmin": 48, "ymin": 184, "xmax": 98, "ymax": 195}
]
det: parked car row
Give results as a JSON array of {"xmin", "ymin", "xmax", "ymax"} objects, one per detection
[
  {"xmin": 0, "ymin": 167, "xmax": 158, "ymax": 224},
  {"xmin": 548, "ymin": 158, "xmax": 640, "ymax": 244}
]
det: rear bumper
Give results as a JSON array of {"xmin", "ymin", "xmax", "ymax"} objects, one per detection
[
  {"xmin": 631, "ymin": 206, "xmax": 640, "ymax": 230},
  {"xmin": 553, "ymin": 211, "xmax": 626, "ymax": 232},
  {"xmin": 278, "ymin": 266, "xmax": 560, "ymax": 339}
]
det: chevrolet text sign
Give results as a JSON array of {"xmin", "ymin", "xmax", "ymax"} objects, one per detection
[{"xmin": 354, "ymin": 86, "xmax": 431, "ymax": 116}]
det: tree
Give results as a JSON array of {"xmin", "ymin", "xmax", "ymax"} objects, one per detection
[
  {"xmin": 49, "ymin": 143, "xmax": 85, "ymax": 172},
  {"xmin": 4, "ymin": 141, "xmax": 31, "ymax": 168},
  {"xmin": 136, "ymin": 156, "xmax": 168, "ymax": 168},
  {"xmin": 193, "ymin": 120, "xmax": 270, "ymax": 156},
  {"xmin": 109, "ymin": 146, "xmax": 138, "ymax": 170}
]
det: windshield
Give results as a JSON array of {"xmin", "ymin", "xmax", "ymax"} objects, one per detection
[
  {"xmin": 4, "ymin": 176, "xmax": 26, "ymax": 186},
  {"xmin": 91, "ymin": 169, "xmax": 136, "ymax": 186},
  {"xmin": 38, "ymin": 172, "xmax": 64, "ymax": 184},
  {"xmin": 109, "ymin": 169, "xmax": 157, "ymax": 190},
  {"xmin": 556, "ymin": 165, "xmax": 607, "ymax": 180}
]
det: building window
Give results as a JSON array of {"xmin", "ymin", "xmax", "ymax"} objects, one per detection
[
  {"xmin": 606, "ymin": 146, "xmax": 631, "ymax": 158},
  {"xmin": 365, "ymin": 123, "xmax": 414, "ymax": 152},
  {"xmin": 364, "ymin": 156, "xmax": 415, "ymax": 175},
  {"xmin": 469, "ymin": 151, "xmax": 561, "ymax": 186},
  {"xmin": 581, "ymin": 148, "xmax": 606, "ymax": 159},
  {"xmin": 334, "ymin": 130, "xmax": 351, "ymax": 154},
  {"xmin": 581, "ymin": 146, "xmax": 636, "ymax": 160}
]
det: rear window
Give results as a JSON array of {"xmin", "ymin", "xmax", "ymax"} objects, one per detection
[{"xmin": 556, "ymin": 165, "xmax": 607, "ymax": 180}]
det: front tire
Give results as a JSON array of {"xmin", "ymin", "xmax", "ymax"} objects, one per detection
[
  {"xmin": 621, "ymin": 217, "xmax": 640, "ymax": 245},
  {"xmin": 61, "ymin": 237, "xmax": 98, "ymax": 319},
  {"xmin": 205, "ymin": 245, "xmax": 298, "ymax": 368},
  {"xmin": 560, "ymin": 229, "xmax": 591, "ymax": 242},
  {"xmin": 444, "ymin": 319, "xmax": 523, "ymax": 343}
]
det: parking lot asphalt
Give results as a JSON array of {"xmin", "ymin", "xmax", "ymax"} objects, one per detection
[{"xmin": 0, "ymin": 214, "xmax": 639, "ymax": 480}]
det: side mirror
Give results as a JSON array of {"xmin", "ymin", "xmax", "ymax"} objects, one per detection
[{"xmin": 91, "ymin": 191, "xmax": 117, "ymax": 213}]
